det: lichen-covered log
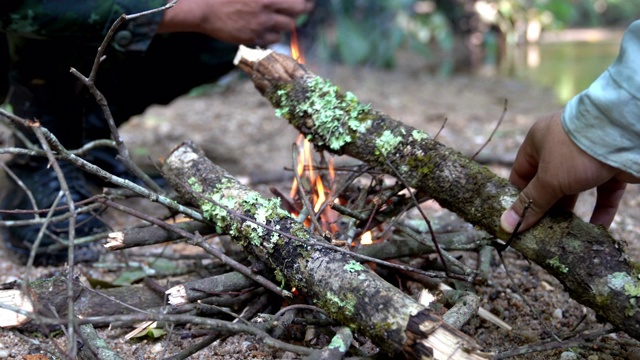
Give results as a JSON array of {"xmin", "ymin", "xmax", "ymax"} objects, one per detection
[
  {"xmin": 233, "ymin": 46, "xmax": 640, "ymax": 341},
  {"xmin": 162, "ymin": 142, "xmax": 488, "ymax": 359}
]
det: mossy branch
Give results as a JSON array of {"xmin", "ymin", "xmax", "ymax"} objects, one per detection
[
  {"xmin": 161, "ymin": 141, "xmax": 488, "ymax": 359},
  {"xmin": 233, "ymin": 45, "xmax": 640, "ymax": 341}
]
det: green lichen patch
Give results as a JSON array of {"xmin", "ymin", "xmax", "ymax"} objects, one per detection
[
  {"xmin": 547, "ymin": 256, "xmax": 569, "ymax": 273},
  {"xmin": 608, "ymin": 272, "xmax": 634, "ymax": 291},
  {"xmin": 328, "ymin": 334, "xmax": 349, "ymax": 352},
  {"xmin": 625, "ymin": 282, "xmax": 640, "ymax": 297},
  {"xmin": 187, "ymin": 177, "xmax": 203, "ymax": 192},
  {"xmin": 375, "ymin": 129, "xmax": 404, "ymax": 156},
  {"xmin": 344, "ymin": 260, "xmax": 365, "ymax": 273},
  {"xmin": 411, "ymin": 129, "xmax": 429, "ymax": 141},
  {"xmin": 274, "ymin": 268, "xmax": 286, "ymax": 288},
  {"xmin": 201, "ymin": 192, "xmax": 238, "ymax": 234},
  {"xmin": 270, "ymin": 224, "xmax": 282, "ymax": 244},
  {"xmin": 324, "ymin": 291, "xmax": 357, "ymax": 317},
  {"xmin": 608, "ymin": 272, "xmax": 640, "ymax": 309},
  {"xmin": 199, "ymin": 181, "xmax": 292, "ymax": 248},
  {"xmin": 272, "ymin": 76, "xmax": 372, "ymax": 151},
  {"xmin": 289, "ymin": 221, "xmax": 311, "ymax": 241}
]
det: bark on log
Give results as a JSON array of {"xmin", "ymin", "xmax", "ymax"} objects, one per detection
[
  {"xmin": 0, "ymin": 276, "xmax": 164, "ymax": 327},
  {"xmin": 233, "ymin": 46, "xmax": 640, "ymax": 341},
  {"xmin": 105, "ymin": 221, "xmax": 214, "ymax": 250},
  {"xmin": 162, "ymin": 142, "xmax": 488, "ymax": 359},
  {"xmin": 166, "ymin": 271, "xmax": 256, "ymax": 306}
]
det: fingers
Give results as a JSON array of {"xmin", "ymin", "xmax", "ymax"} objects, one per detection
[
  {"xmin": 254, "ymin": 14, "xmax": 296, "ymax": 45},
  {"xmin": 508, "ymin": 121, "xmax": 541, "ymax": 190},
  {"xmin": 501, "ymin": 175, "xmax": 627, "ymax": 233},
  {"xmin": 269, "ymin": 0, "xmax": 314, "ymax": 17},
  {"xmin": 555, "ymin": 194, "xmax": 578, "ymax": 213},
  {"xmin": 590, "ymin": 178, "xmax": 627, "ymax": 227},
  {"xmin": 500, "ymin": 120, "xmax": 552, "ymax": 233},
  {"xmin": 499, "ymin": 110, "xmax": 635, "ymax": 234},
  {"xmin": 256, "ymin": 0, "xmax": 311, "ymax": 45},
  {"xmin": 500, "ymin": 175, "xmax": 564, "ymax": 233}
]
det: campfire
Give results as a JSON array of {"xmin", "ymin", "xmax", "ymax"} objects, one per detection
[{"xmin": 282, "ymin": 32, "xmax": 374, "ymax": 246}]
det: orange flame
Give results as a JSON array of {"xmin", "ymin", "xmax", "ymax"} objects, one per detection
[
  {"xmin": 290, "ymin": 26, "xmax": 305, "ymax": 64},
  {"xmin": 289, "ymin": 134, "xmax": 305, "ymax": 200},
  {"xmin": 289, "ymin": 135, "xmax": 336, "ymax": 229},
  {"xmin": 288, "ymin": 30, "xmax": 374, "ymax": 243},
  {"xmin": 314, "ymin": 177, "xmax": 326, "ymax": 213},
  {"xmin": 328, "ymin": 158, "xmax": 335, "ymax": 182}
]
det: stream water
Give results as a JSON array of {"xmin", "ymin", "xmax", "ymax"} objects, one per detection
[{"xmin": 497, "ymin": 29, "xmax": 623, "ymax": 103}]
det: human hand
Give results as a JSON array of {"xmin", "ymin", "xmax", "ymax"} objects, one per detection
[
  {"xmin": 500, "ymin": 110, "xmax": 640, "ymax": 233},
  {"xmin": 159, "ymin": 0, "xmax": 313, "ymax": 46}
]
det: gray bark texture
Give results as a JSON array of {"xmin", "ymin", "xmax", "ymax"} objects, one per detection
[
  {"xmin": 232, "ymin": 46, "xmax": 640, "ymax": 341},
  {"xmin": 3, "ymin": 275, "xmax": 164, "ymax": 321}
]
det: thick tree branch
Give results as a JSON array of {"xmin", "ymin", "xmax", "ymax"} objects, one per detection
[
  {"xmin": 162, "ymin": 142, "xmax": 488, "ymax": 359},
  {"xmin": 233, "ymin": 46, "xmax": 640, "ymax": 341}
]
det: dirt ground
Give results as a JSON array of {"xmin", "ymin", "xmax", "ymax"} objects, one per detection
[{"xmin": 1, "ymin": 58, "xmax": 639, "ymax": 359}]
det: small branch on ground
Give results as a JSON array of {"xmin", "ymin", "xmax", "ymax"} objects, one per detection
[
  {"xmin": 494, "ymin": 327, "xmax": 616, "ymax": 359},
  {"xmin": 77, "ymin": 323, "xmax": 124, "ymax": 360}
]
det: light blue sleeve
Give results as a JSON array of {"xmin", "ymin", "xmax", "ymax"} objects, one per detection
[{"xmin": 562, "ymin": 20, "xmax": 640, "ymax": 177}]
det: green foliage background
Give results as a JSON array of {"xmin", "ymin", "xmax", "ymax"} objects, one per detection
[{"xmin": 303, "ymin": 0, "xmax": 640, "ymax": 69}]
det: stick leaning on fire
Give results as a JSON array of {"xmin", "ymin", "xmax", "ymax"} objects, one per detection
[{"xmin": 232, "ymin": 45, "xmax": 640, "ymax": 343}]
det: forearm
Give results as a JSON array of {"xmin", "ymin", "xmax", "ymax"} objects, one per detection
[
  {"xmin": 0, "ymin": 0, "xmax": 166, "ymax": 51},
  {"xmin": 562, "ymin": 20, "xmax": 640, "ymax": 177}
]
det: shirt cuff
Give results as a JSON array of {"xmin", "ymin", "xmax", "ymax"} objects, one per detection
[
  {"xmin": 107, "ymin": 1, "xmax": 166, "ymax": 52},
  {"xmin": 562, "ymin": 20, "xmax": 640, "ymax": 177}
]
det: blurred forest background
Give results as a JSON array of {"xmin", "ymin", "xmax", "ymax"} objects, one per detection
[{"xmin": 291, "ymin": 0, "xmax": 640, "ymax": 102}]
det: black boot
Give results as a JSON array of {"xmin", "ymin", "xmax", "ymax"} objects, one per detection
[{"xmin": 1, "ymin": 159, "xmax": 106, "ymax": 265}]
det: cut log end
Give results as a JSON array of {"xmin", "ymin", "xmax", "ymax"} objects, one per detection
[
  {"xmin": 233, "ymin": 45, "xmax": 309, "ymax": 96},
  {"xmin": 0, "ymin": 289, "xmax": 33, "ymax": 328},
  {"xmin": 233, "ymin": 45, "xmax": 273, "ymax": 66},
  {"xmin": 166, "ymin": 284, "xmax": 188, "ymax": 306},
  {"xmin": 404, "ymin": 309, "xmax": 492, "ymax": 360},
  {"xmin": 104, "ymin": 231, "xmax": 125, "ymax": 250}
]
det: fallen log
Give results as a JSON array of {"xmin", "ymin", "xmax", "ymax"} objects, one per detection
[
  {"xmin": 162, "ymin": 142, "xmax": 489, "ymax": 359},
  {"xmin": 233, "ymin": 46, "xmax": 640, "ymax": 341},
  {"xmin": 0, "ymin": 276, "xmax": 164, "ymax": 328},
  {"xmin": 105, "ymin": 221, "xmax": 214, "ymax": 250},
  {"xmin": 166, "ymin": 271, "xmax": 256, "ymax": 306}
]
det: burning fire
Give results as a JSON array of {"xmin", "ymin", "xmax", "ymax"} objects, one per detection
[
  {"xmin": 289, "ymin": 135, "xmax": 338, "ymax": 233},
  {"xmin": 290, "ymin": 26, "xmax": 305, "ymax": 64},
  {"xmin": 288, "ymin": 29, "xmax": 372, "ymax": 244}
]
